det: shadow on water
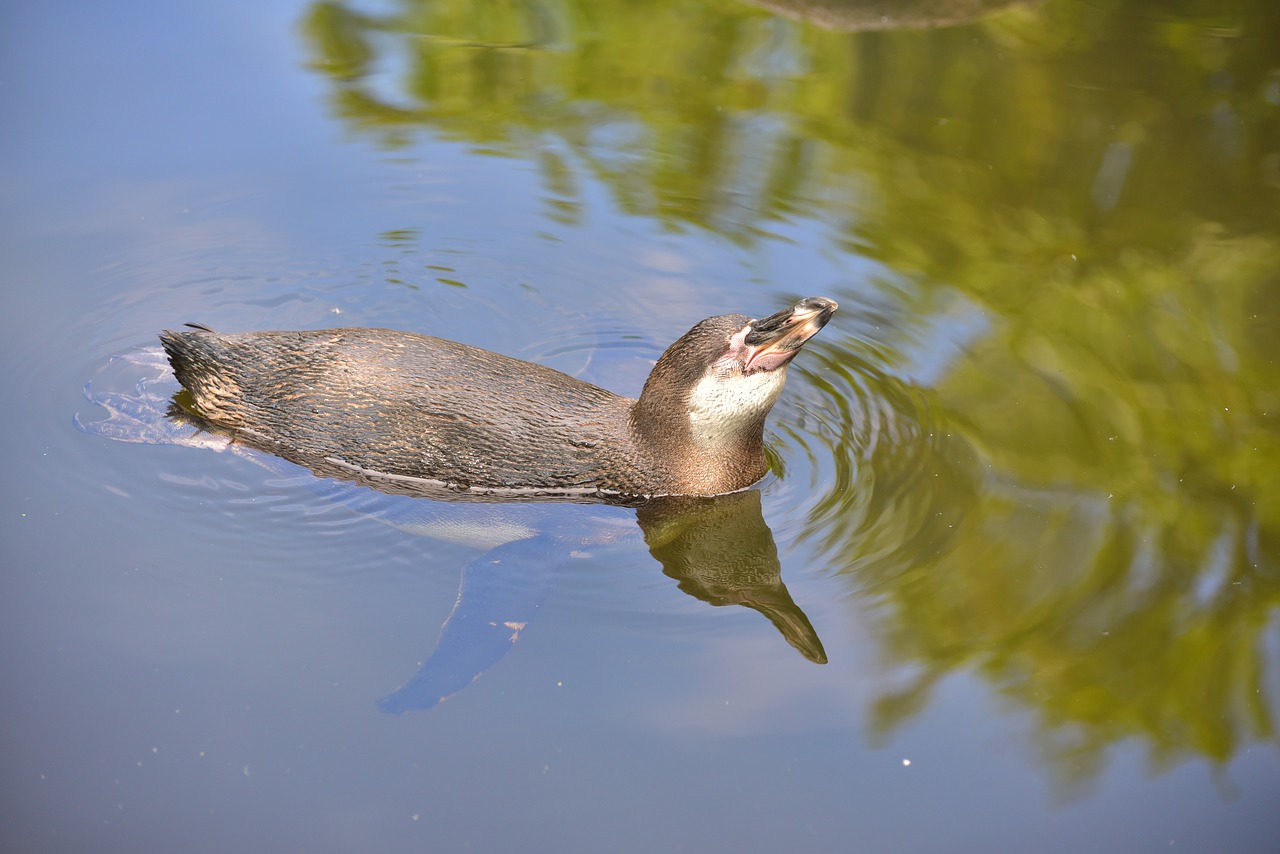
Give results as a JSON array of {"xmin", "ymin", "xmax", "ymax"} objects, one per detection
[{"xmin": 75, "ymin": 350, "xmax": 827, "ymax": 713}]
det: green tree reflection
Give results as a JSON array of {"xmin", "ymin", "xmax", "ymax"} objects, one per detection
[{"xmin": 299, "ymin": 0, "xmax": 1280, "ymax": 786}]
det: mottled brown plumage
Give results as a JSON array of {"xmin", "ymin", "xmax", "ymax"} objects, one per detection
[{"xmin": 161, "ymin": 297, "xmax": 836, "ymax": 498}]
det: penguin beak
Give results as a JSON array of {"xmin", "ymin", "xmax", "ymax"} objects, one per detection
[{"xmin": 742, "ymin": 296, "xmax": 838, "ymax": 373}]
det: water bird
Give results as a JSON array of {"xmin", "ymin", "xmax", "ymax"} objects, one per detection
[{"xmin": 160, "ymin": 297, "xmax": 838, "ymax": 498}]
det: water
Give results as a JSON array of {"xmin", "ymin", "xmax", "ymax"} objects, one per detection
[{"xmin": 3, "ymin": 0, "xmax": 1278, "ymax": 850}]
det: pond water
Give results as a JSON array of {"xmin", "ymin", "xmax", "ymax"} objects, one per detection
[{"xmin": 3, "ymin": 0, "xmax": 1279, "ymax": 850}]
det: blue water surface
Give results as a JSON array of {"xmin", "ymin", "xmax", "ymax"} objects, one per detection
[{"xmin": 3, "ymin": 1, "xmax": 1278, "ymax": 851}]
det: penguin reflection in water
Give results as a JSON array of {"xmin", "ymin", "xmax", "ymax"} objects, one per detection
[{"xmin": 80, "ymin": 297, "xmax": 837, "ymax": 710}]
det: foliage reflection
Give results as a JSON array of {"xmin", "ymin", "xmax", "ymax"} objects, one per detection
[{"xmin": 300, "ymin": 0, "xmax": 1280, "ymax": 786}]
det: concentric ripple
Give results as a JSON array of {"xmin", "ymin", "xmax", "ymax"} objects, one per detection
[{"xmin": 763, "ymin": 338, "xmax": 983, "ymax": 582}]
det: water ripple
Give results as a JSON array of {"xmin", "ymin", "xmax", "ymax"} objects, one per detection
[{"xmin": 766, "ymin": 341, "xmax": 981, "ymax": 582}]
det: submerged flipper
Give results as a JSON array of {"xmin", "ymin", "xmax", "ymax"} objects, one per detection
[{"xmin": 377, "ymin": 533, "xmax": 563, "ymax": 713}]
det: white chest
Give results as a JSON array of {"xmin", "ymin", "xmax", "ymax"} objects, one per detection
[{"xmin": 686, "ymin": 369, "xmax": 786, "ymax": 450}]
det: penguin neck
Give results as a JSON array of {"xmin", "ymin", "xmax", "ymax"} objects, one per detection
[{"xmin": 627, "ymin": 369, "xmax": 783, "ymax": 495}]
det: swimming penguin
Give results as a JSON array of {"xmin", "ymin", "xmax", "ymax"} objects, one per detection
[{"xmin": 159, "ymin": 297, "xmax": 837, "ymax": 498}]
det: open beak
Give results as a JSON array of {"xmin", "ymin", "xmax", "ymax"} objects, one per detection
[{"xmin": 742, "ymin": 296, "xmax": 838, "ymax": 373}]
